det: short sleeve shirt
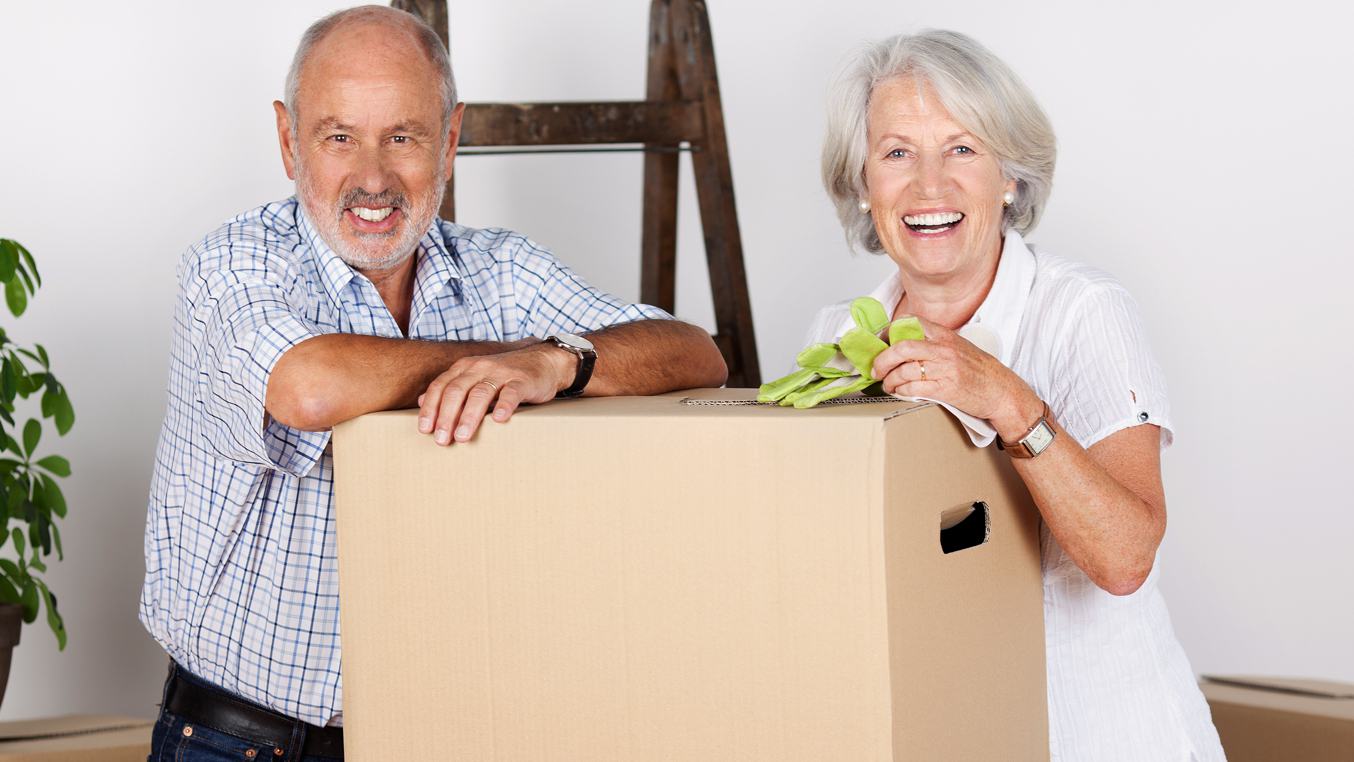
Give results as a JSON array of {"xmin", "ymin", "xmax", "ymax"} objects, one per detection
[{"xmin": 139, "ymin": 197, "xmax": 670, "ymax": 725}]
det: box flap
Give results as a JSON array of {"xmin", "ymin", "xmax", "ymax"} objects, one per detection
[
  {"xmin": 1203, "ymin": 675, "xmax": 1354, "ymax": 700},
  {"xmin": 0, "ymin": 715, "xmax": 152, "ymax": 743}
]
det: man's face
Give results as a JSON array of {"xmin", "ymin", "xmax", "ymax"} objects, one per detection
[{"xmin": 274, "ymin": 21, "xmax": 462, "ymax": 272}]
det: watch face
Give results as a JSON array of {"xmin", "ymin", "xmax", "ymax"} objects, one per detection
[
  {"xmin": 1025, "ymin": 421, "xmax": 1055, "ymax": 455},
  {"xmin": 551, "ymin": 332, "xmax": 594, "ymax": 352}
]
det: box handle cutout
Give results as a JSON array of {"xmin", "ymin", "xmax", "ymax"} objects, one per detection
[{"xmin": 940, "ymin": 502, "xmax": 990, "ymax": 554}]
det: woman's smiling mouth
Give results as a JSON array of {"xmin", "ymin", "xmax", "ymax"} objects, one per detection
[{"xmin": 903, "ymin": 211, "xmax": 964, "ymax": 235}]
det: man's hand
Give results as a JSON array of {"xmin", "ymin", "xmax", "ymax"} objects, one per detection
[
  {"xmin": 416, "ymin": 343, "xmax": 573, "ymax": 445},
  {"xmin": 415, "ymin": 319, "xmax": 727, "ymax": 444}
]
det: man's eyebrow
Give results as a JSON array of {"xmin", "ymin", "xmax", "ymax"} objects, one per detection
[
  {"xmin": 388, "ymin": 121, "xmax": 433, "ymax": 135},
  {"xmin": 312, "ymin": 117, "xmax": 356, "ymax": 135}
]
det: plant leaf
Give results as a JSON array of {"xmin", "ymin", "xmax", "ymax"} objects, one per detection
[
  {"xmin": 0, "ymin": 358, "xmax": 14, "ymax": 404},
  {"xmin": 15, "ymin": 267, "xmax": 34, "ymax": 297},
  {"xmin": 35, "ymin": 344, "xmax": 48, "ymax": 367},
  {"xmin": 0, "ymin": 241, "xmax": 16, "ymax": 283},
  {"xmin": 0, "ymin": 575, "xmax": 18, "ymax": 604},
  {"xmin": 14, "ymin": 241, "xmax": 39, "ymax": 288},
  {"xmin": 51, "ymin": 522, "xmax": 62, "ymax": 561},
  {"xmin": 36, "ymin": 580, "xmax": 66, "ymax": 650},
  {"xmin": 54, "ymin": 390, "xmax": 75, "ymax": 435},
  {"xmin": 36, "ymin": 455, "xmax": 70, "ymax": 477},
  {"xmin": 19, "ymin": 577, "xmax": 38, "ymax": 623},
  {"xmin": 11, "ymin": 527, "xmax": 25, "ymax": 558},
  {"xmin": 0, "ymin": 559, "xmax": 19, "ymax": 579},
  {"xmin": 4, "ymin": 277, "xmax": 26, "ymax": 317},
  {"xmin": 22, "ymin": 418, "xmax": 40, "ymax": 457},
  {"xmin": 39, "ymin": 474, "xmax": 66, "ymax": 518}
]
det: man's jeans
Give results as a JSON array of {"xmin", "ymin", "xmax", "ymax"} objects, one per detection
[{"xmin": 148, "ymin": 663, "xmax": 342, "ymax": 762}]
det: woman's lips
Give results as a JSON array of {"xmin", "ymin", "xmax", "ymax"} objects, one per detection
[
  {"xmin": 345, "ymin": 206, "xmax": 402, "ymax": 234},
  {"xmin": 903, "ymin": 211, "xmax": 964, "ymax": 237}
]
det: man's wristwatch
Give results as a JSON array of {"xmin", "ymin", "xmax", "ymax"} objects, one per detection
[
  {"xmin": 544, "ymin": 333, "xmax": 597, "ymax": 398},
  {"xmin": 997, "ymin": 400, "xmax": 1056, "ymax": 458}
]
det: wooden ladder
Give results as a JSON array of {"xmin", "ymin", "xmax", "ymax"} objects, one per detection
[{"xmin": 394, "ymin": 0, "xmax": 761, "ymax": 386}]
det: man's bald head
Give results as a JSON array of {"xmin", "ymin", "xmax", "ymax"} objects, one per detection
[{"xmin": 284, "ymin": 5, "xmax": 457, "ymax": 134}]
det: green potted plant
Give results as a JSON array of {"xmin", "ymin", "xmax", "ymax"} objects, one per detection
[{"xmin": 0, "ymin": 237, "xmax": 74, "ymax": 709}]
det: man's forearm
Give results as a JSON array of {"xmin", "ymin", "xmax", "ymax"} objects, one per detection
[
  {"xmin": 583, "ymin": 319, "xmax": 728, "ymax": 396},
  {"xmin": 266, "ymin": 333, "xmax": 527, "ymax": 430}
]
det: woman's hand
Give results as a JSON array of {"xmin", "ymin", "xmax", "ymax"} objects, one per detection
[{"xmin": 870, "ymin": 316, "xmax": 1041, "ymax": 441}]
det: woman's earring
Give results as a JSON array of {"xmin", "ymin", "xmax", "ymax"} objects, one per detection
[
  {"xmin": 858, "ymin": 199, "xmax": 871, "ymax": 213},
  {"xmin": 1002, "ymin": 190, "xmax": 1015, "ymax": 206}
]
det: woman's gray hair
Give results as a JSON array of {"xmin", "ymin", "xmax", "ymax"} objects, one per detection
[
  {"xmin": 822, "ymin": 29, "xmax": 1056, "ymax": 254},
  {"xmin": 284, "ymin": 5, "xmax": 458, "ymax": 135}
]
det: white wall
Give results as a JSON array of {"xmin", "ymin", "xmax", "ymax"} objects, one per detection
[{"xmin": 1, "ymin": 0, "xmax": 1350, "ymax": 720}]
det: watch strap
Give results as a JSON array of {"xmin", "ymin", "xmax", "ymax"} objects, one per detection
[
  {"xmin": 547, "ymin": 336, "xmax": 596, "ymax": 398},
  {"xmin": 997, "ymin": 400, "xmax": 1055, "ymax": 458}
]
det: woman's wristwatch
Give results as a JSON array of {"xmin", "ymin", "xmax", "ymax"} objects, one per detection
[{"xmin": 997, "ymin": 400, "xmax": 1056, "ymax": 458}]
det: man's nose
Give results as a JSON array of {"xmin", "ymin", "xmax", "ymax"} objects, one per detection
[{"xmin": 352, "ymin": 143, "xmax": 394, "ymax": 193}]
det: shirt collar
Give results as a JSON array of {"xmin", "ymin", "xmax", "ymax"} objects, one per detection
[
  {"xmin": 837, "ymin": 229, "xmax": 1037, "ymax": 366},
  {"xmin": 296, "ymin": 201, "xmax": 462, "ymax": 315},
  {"xmin": 297, "ymin": 204, "xmax": 357, "ymax": 309},
  {"xmin": 410, "ymin": 221, "xmax": 462, "ymax": 322}
]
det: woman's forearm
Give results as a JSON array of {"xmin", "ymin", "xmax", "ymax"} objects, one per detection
[{"xmin": 1008, "ymin": 417, "xmax": 1167, "ymax": 595}]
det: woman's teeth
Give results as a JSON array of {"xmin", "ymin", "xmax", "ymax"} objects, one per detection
[
  {"xmin": 351, "ymin": 207, "xmax": 395, "ymax": 222},
  {"xmin": 903, "ymin": 211, "xmax": 964, "ymax": 233}
]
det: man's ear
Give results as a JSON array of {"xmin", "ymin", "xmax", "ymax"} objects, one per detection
[
  {"xmin": 274, "ymin": 100, "xmax": 298, "ymax": 181},
  {"xmin": 442, "ymin": 102, "xmax": 466, "ymax": 182}
]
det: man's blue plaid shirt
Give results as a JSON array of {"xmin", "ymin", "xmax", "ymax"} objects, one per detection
[{"xmin": 140, "ymin": 197, "xmax": 668, "ymax": 724}]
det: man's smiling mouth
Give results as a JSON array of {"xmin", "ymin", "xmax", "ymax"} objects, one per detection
[
  {"xmin": 350, "ymin": 206, "xmax": 395, "ymax": 222},
  {"xmin": 903, "ymin": 211, "xmax": 964, "ymax": 234}
]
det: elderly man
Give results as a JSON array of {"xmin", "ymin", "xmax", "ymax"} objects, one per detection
[{"xmin": 140, "ymin": 5, "xmax": 726, "ymax": 760}]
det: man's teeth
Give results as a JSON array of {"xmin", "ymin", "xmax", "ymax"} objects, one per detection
[
  {"xmin": 351, "ymin": 207, "xmax": 394, "ymax": 222},
  {"xmin": 903, "ymin": 211, "xmax": 964, "ymax": 227}
]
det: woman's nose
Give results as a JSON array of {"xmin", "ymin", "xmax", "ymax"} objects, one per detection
[{"xmin": 915, "ymin": 154, "xmax": 950, "ymax": 198}]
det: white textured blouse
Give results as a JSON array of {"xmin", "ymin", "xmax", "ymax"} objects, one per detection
[{"xmin": 806, "ymin": 231, "xmax": 1225, "ymax": 761}]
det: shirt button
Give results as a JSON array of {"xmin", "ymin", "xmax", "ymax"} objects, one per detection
[
  {"xmin": 245, "ymin": 751, "xmax": 257, "ymax": 759},
  {"xmin": 182, "ymin": 726, "xmax": 193, "ymax": 737},
  {"xmin": 274, "ymin": 748, "xmax": 285, "ymax": 757},
  {"xmin": 1138, "ymin": 412, "xmax": 1149, "ymax": 422}
]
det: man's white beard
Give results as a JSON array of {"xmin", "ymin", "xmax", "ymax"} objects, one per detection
[{"xmin": 294, "ymin": 156, "xmax": 445, "ymax": 273}]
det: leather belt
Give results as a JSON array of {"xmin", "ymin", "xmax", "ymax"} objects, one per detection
[{"xmin": 164, "ymin": 666, "xmax": 344, "ymax": 758}]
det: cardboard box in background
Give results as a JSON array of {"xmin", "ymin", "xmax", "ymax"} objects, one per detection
[
  {"xmin": 0, "ymin": 715, "xmax": 152, "ymax": 762},
  {"xmin": 334, "ymin": 390, "xmax": 1048, "ymax": 761},
  {"xmin": 1201, "ymin": 675, "xmax": 1354, "ymax": 761}
]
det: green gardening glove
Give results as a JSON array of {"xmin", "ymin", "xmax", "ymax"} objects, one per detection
[{"xmin": 758, "ymin": 297, "xmax": 927, "ymax": 408}]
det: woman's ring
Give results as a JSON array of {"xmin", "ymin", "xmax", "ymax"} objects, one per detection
[{"xmin": 919, "ymin": 362, "xmax": 927, "ymax": 381}]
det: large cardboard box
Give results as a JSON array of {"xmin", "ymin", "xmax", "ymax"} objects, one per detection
[
  {"xmin": 1201, "ymin": 675, "xmax": 1354, "ymax": 760},
  {"xmin": 0, "ymin": 715, "xmax": 152, "ymax": 761},
  {"xmin": 334, "ymin": 390, "xmax": 1048, "ymax": 761}
]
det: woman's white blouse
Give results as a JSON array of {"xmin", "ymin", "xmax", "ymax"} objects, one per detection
[{"xmin": 806, "ymin": 231, "xmax": 1225, "ymax": 761}]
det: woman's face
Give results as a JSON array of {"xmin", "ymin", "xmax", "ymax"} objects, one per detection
[{"xmin": 864, "ymin": 76, "xmax": 1014, "ymax": 285}]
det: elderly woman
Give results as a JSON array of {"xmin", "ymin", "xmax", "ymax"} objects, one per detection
[{"xmin": 813, "ymin": 30, "xmax": 1224, "ymax": 759}]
